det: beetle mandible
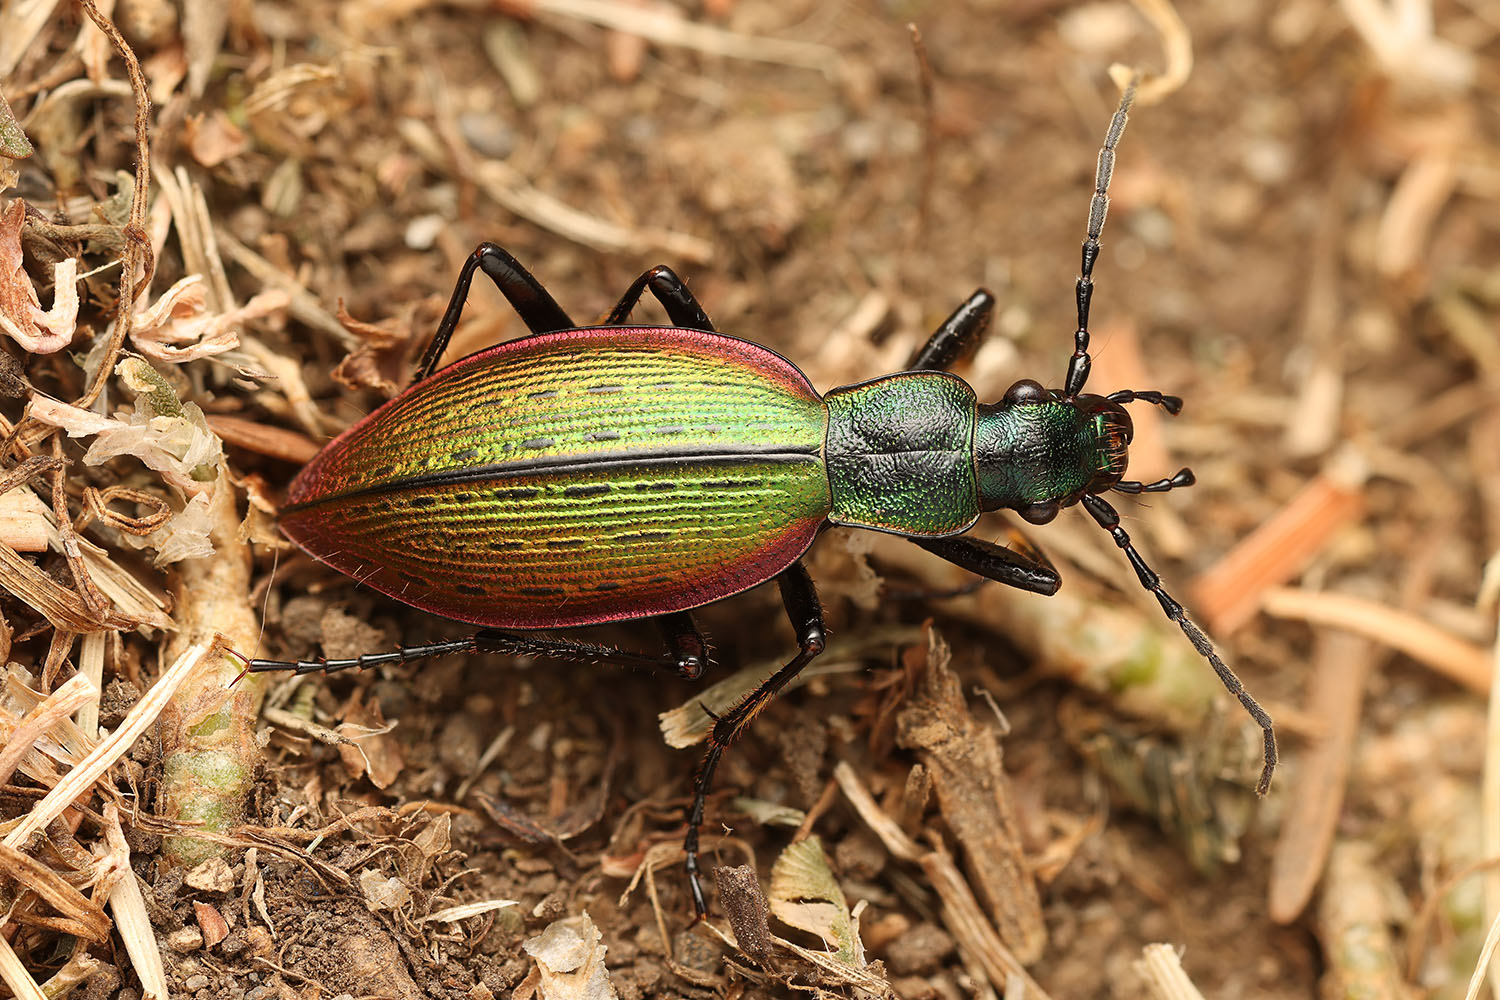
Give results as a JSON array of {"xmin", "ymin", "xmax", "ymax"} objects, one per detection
[{"xmin": 244, "ymin": 80, "xmax": 1276, "ymax": 917}]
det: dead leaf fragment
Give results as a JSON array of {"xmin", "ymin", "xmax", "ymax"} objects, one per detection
[
  {"xmin": 0, "ymin": 200, "xmax": 78, "ymax": 354},
  {"xmin": 337, "ymin": 689, "xmax": 404, "ymax": 789},
  {"xmin": 130, "ymin": 273, "xmax": 288, "ymax": 363},
  {"xmin": 522, "ymin": 913, "xmax": 617, "ymax": 1000},
  {"xmin": 0, "ymin": 88, "xmax": 32, "ymax": 158},
  {"xmin": 358, "ymin": 869, "xmax": 412, "ymax": 911},
  {"xmin": 183, "ymin": 110, "xmax": 248, "ymax": 167},
  {"xmin": 183, "ymin": 856, "xmax": 235, "ymax": 892}
]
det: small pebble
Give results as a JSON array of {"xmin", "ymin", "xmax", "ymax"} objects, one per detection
[{"xmin": 166, "ymin": 927, "xmax": 203, "ymax": 953}]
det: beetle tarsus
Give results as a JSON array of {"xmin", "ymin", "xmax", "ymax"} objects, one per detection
[{"xmin": 1112, "ymin": 467, "xmax": 1195, "ymax": 495}]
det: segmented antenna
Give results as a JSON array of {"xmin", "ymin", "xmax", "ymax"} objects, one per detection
[{"xmin": 1064, "ymin": 76, "xmax": 1139, "ymax": 400}]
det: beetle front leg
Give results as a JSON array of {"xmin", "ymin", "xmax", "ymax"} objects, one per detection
[
  {"xmin": 415, "ymin": 243, "xmax": 578, "ymax": 382},
  {"xmin": 906, "ymin": 289, "xmax": 995, "ymax": 372},
  {"xmin": 683, "ymin": 562, "xmax": 825, "ymax": 918},
  {"xmin": 910, "ymin": 529, "xmax": 1062, "ymax": 597},
  {"xmin": 605, "ymin": 264, "xmax": 716, "ymax": 332}
]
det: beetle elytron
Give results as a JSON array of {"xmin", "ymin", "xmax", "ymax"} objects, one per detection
[{"xmin": 245, "ymin": 81, "xmax": 1276, "ymax": 916}]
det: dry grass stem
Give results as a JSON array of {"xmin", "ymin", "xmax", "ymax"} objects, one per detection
[
  {"xmin": 103, "ymin": 803, "xmax": 168, "ymax": 1000},
  {"xmin": 0, "ymin": 671, "xmax": 96, "ymax": 785},
  {"xmin": 1484, "ymin": 610, "xmax": 1500, "ymax": 1000},
  {"xmin": 1134, "ymin": 943, "xmax": 1206, "ymax": 1000},
  {"xmin": 1261, "ymin": 587, "xmax": 1490, "ymax": 693},
  {"xmin": 1112, "ymin": 0, "xmax": 1192, "ymax": 105},
  {"xmin": 832, "ymin": 762, "xmax": 1050, "ymax": 998},
  {"xmin": 0, "ymin": 934, "xmax": 45, "ymax": 1000},
  {"xmin": 4, "ymin": 640, "xmax": 212, "ymax": 849},
  {"xmin": 525, "ymin": 0, "xmax": 838, "ymax": 73}
]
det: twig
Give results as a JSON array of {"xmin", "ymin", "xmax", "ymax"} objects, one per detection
[
  {"xmin": 1134, "ymin": 943, "xmax": 1206, "ymax": 1000},
  {"xmin": 1109, "ymin": 0, "xmax": 1192, "ymax": 105},
  {"xmin": 4, "ymin": 640, "xmax": 214, "ymax": 849},
  {"xmin": 1190, "ymin": 459, "xmax": 1368, "ymax": 634},
  {"xmin": 517, "ymin": 0, "xmax": 837, "ymax": 73},
  {"xmin": 72, "ymin": 0, "xmax": 153, "ymax": 409}
]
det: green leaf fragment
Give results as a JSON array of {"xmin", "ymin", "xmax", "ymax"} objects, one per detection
[
  {"xmin": 768, "ymin": 836, "xmax": 862, "ymax": 966},
  {"xmin": 0, "ymin": 89, "xmax": 33, "ymax": 159}
]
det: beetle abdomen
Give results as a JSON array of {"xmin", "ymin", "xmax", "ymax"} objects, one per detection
[{"xmin": 282, "ymin": 327, "xmax": 831, "ymax": 628}]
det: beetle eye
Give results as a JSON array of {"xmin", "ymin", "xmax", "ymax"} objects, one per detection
[
  {"xmin": 1019, "ymin": 502, "xmax": 1059, "ymax": 525},
  {"xmin": 1003, "ymin": 378, "xmax": 1048, "ymax": 405}
]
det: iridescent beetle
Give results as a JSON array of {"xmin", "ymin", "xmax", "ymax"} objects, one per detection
[{"xmin": 244, "ymin": 81, "xmax": 1276, "ymax": 916}]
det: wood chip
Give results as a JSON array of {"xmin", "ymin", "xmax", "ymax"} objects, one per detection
[
  {"xmin": 1268, "ymin": 632, "xmax": 1382, "ymax": 924},
  {"xmin": 1191, "ymin": 464, "xmax": 1366, "ymax": 634},
  {"xmin": 895, "ymin": 631, "xmax": 1045, "ymax": 964}
]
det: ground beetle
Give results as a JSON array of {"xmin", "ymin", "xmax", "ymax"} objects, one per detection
[{"xmin": 244, "ymin": 82, "xmax": 1276, "ymax": 917}]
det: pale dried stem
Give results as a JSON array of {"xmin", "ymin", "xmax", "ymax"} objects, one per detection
[
  {"xmin": 0, "ymin": 672, "xmax": 96, "ymax": 785},
  {"xmin": 1134, "ymin": 943, "xmax": 1206, "ymax": 1000},
  {"xmin": 1261, "ymin": 587, "xmax": 1490, "ymax": 693},
  {"xmin": 1110, "ymin": 0, "xmax": 1193, "ymax": 105},
  {"xmin": 1191, "ymin": 461, "xmax": 1367, "ymax": 634},
  {"xmin": 833, "ymin": 762, "xmax": 1050, "ymax": 998}
]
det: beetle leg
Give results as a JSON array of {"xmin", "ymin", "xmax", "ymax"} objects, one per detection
[
  {"xmin": 604, "ymin": 264, "xmax": 715, "ymax": 332},
  {"xmin": 910, "ymin": 529, "xmax": 1061, "ymax": 596},
  {"xmin": 683, "ymin": 562, "xmax": 826, "ymax": 918},
  {"xmin": 1106, "ymin": 388, "xmax": 1184, "ymax": 414},
  {"xmin": 240, "ymin": 630, "xmax": 698, "ymax": 680},
  {"xmin": 906, "ymin": 289, "xmax": 995, "ymax": 372},
  {"xmin": 415, "ymin": 242, "xmax": 577, "ymax": 382},
  {"xmin": 656, "ymin": 611, "xmax": 709, "ymax": 680}
]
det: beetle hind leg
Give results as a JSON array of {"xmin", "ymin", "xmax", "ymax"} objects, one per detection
[
  {"xmin": 414, "ymin": 242, "xmax": 578, "ymax": 383},
  {"xmin": 238, "ymin": 621, "xmax": 708, "ymax": 682},
  {"xmin": 683, "ymin": 562, "xmax": 825, "ymax": 917}
]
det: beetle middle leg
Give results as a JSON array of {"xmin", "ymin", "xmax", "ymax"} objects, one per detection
[
  {"xmin": 906, "ymin": 288, "xmax": 995, "ymax": 372},
  {"xmin": 604, "ymin": 264, "xmax": 715, "ymax": 332},
  {"xmin": 683, "ymin": 561, "xmax": 826, "ymax": 917}
]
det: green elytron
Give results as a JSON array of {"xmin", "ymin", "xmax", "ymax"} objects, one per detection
[{"xmin": 248, "ymin": 81, "xmax": 1276, "ymax": 917}]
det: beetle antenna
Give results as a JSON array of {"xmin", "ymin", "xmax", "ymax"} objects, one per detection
[
  {"xmin": 1064, "ymin": 76, "xmax": 1138, "ymax": 401},
  {"xmin": 1079, "ymin": 492, "xmax": 1276, "ymax": 795}
]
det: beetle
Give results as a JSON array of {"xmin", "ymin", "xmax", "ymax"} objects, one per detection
[{"xmin": 243, "ymin": 81, "xmax": 1276, "ymax": 917}]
